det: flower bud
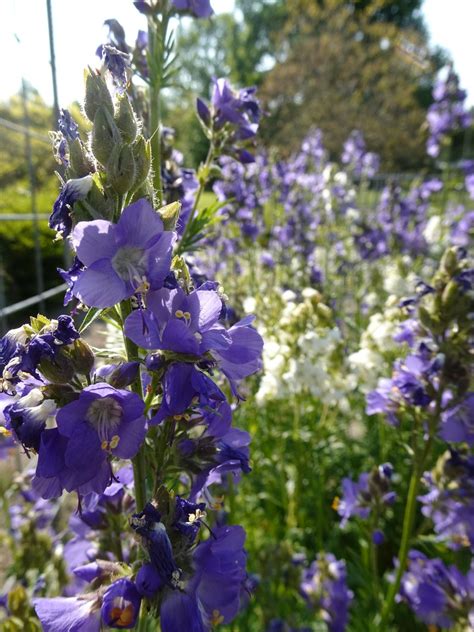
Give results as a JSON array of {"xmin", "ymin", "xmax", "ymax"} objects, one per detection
[
  {"xmin": 38, "ymin": 351, "xmax": 75, "ymax": 384},
  {"xmin": 159, "ymin": 201, "xmax": 181, "ymax": 231},
  {"xmin": 115, "ymin": 94, "xmax": 138, "ymax": 144},
  {"xmin": 441, "ymin": 279, "xmax": 459, "ymax": 310},
  {"xmin": 68, "ymin": 139, "xmax": 94, "ymax": 178},
  {"xmin": 92, "ymin": 106, "xmax": 120, "ymax": 166},
  {"xmin": 107, "ymin": 144, "xmax": 136, "ymax": 195},
  {"xmin": 132, "ymin": 136, "xmax": 151, "ymax": 190},
  {"xmin": 84, "ymin": 69, "xmax": 114, "ymax": 122},
  {"xmin": 441, "ymin": 248, "xmax": 458, "ymax": 277},
  {"xmin": 69, "ymin": 339, "xmax": 95, "ymax": 375}
]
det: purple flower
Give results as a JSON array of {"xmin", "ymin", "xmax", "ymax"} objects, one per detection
[
  {"xmin": 439, "ymin": 393, "xmax": 474, "ymax": 445},
  {"xmin": 50, "ymin": 176, "xmax": 93, "ymax": 238},
  {"xmin": 101, "ymin": 578, "xmax": 142, "ymax": 629},
  {"xmin": 337, "ymin": 464, "xmax": 395, "ymax": 529},
  {"xmin": 34, "ymin": 594, "xmax": 101, "ymax": 632},
  {"xmin": 300, "ymin": 553, "xmax": 353, "ymax": 632},
  {"xmin": 33, "ymin": 384, "xmax": 146, "ymax": 498},
  {"xmin": 71, "ymin": 199, "xmax": 176, "ymax": 308},
  {"xmin": 171, "ymin": 0, "xmax": 213, "ymax": 18},
  {"xmin": 58, "ymin": 108, "xmax": 79, "ymax": 141},
  {"xmin": 418, "ymin": 451, "xmax": 474, "ymax": 550},
  {"xmin": 124, "ymin": 285, "xmax": 228, "ymax": 355},
  {"xmin": 400, "ymin": 551, "xmax": 474, "ymax": 628},
  {"xmin": 125, "ymin": 288, "xmax": 262, "ymax": 395},
  {"xmin": 97, "ymin": 44, "xmax": 130, "ymax": 88},
  {"xmin": 4, "ymin": 387, "xmax": 55, "ymax": 452}
]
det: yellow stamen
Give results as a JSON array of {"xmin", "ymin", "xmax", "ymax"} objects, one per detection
[
  {"xmin": 332, "ymin": 496, "xmax": 340, "ymax": 511},
  {"xmin": 101, "ymin": 440, "xmax": 109, "ymax": 450},
  {"xmin": 210, "ymin": 609, "xmax": 224, "ymax": 626},
  {"xmin": 0, "ymin": 427, "xmax": 11, "ymax": 437},
  {"xmin": 175, "ymin": 309, "xmax": 184, "ymax": 318},
  {"xmin": 183, "ymin": 311, "xmax": 191, "ymax": 320},
  {"xmin": 109, "ymin": 435, "xmax": 120, "ymax": 450}
]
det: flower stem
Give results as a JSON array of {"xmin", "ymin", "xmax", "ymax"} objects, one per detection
[
  {"xmin": 148, "ymin": 14, "xmax": 170, "ymax": 207},
  {"xmin": 378, "ymin": 452, "xmax": 425, "ymax": 627},
  {"xmin": 178, "ymin": 142, "xmax": 214, "ymax": 253},
  {"xmin": 120, "ymin": 300, "xmax": 147, "ymax": 513}
]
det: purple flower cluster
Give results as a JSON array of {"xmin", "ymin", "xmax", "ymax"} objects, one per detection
[
  {"xmin": 400, "ymin": 550, "xmax": 474, "ymax": 628},
  {"xmin": 300, "ymin": 553, "xmax": 353, "ymax": 632},
  {"xmin": 367, "ymin": 342, "xmax": 441, "ymax": 426},
  {"xmin": 426, "ymin": 67, "xmax": 471, "ymax": 158},
  {"xmin": 419, "ymin": 450, "xmax": 474, "ymax": 550},
  {"xmin": 341, "ymin": 130, "xmax": 380, "ymax": 179},
  {"xmin": 197, "ymin": 78, "xmax": 261, "ymax": 163},
  {"xmin": 336, "ymin": 463, "xmax": 395, "ymax": 539}
]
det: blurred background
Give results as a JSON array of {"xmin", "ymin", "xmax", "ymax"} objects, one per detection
[{"xmin": 0, "ymin": 0, "xmax": 473, "ymax": 333}]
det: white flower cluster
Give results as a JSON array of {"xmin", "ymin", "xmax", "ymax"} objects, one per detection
[
  {"xmin": 348, "ymin": 261, "xmax": 416, "ymax": 392},
  {"xmin": 254, "ymin": 288, "xmax": 354, "ymax": 410}
]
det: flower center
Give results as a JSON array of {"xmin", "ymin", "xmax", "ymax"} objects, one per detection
[
  {"xmin": 86, "ymin": 397, "xmax": 122, "ymax": 442},
  {"xmin": 112, "ymin": 247, "xmax": 147, "ymax": 286}
]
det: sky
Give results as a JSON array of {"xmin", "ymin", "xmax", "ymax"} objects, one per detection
[{"xmin": 0, "ymin": 0, "xmax": 473, "ymax": 108}]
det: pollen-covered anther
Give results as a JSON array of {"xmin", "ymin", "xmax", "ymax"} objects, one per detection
[
  {"xmin": 135, "ymin": 275, "xmax": 150, "ymax": 294},
  {"xmin": 211, "ymin": 609, "xmax": 224, "ymax": 626},
  {"xmin": 109, "ymin": 434, "xmax": 120, "ymax": 449},
  {"xmin": 188, "ymin": 509, "xmax": 206, "ymax": 524},
  {"xmin": 101, "ymin": 439, "xmax": 110, "ymax": 450},
  {"xmin": 183, "ymin": 311, "xmax": 191, "ymax": 320},
  {"xmin": 175, "ymin": 309, "xmax": 184, "ymax": 319},
  {"xmin": 0, "ymin": 427, "xmax": 11, "ymax": 437},
  {"xmin": 332, "ymin": 496, "xmax": 340, "ymax": 511}
]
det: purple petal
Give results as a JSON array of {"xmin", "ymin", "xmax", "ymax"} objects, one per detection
[
  {"xmin": 162, "ymin": 319, "xmax": 200, "ymax": 355},
  {"xmin": 116, "ymin": 199, "xmax": 164, "ymax": 248},
  {"xmin": 73, "ymin": 259, "xmax": 126, "ymax": 308},
  {"xmin": 72, "ymin": 220, "xmax": 118, "ymax": 266},
  {"xmin": 124, "ymin": 309, "xmax": 162, "ymax": 349}
]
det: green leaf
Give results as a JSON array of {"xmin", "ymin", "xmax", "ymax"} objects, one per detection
[{"xmin": 78, "ymin": 307, "xmax": 104, "ymax": 333}]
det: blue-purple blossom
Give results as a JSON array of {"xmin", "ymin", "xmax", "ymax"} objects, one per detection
[
  {"xmin": 426, "ymin": 67, "xmax": 471, "ymax": 158},
  {"xmin": 400, "ymin": 550, "xmax": 474, "ymax": 628},
  {"xmin": 419, "ymin": 451, "xmax": 474, "ymax": 550},
  {"xmin": 49, "ymin": 176, "xmax": 93, "ymax": 238},
  {"xmin": 300, "ymin": 553, "xmax": 353, "ymax": 632},
  {"xmin": 337, "ymin": 464, "xmax": 395, "ymax": 528},
  {"xmin": 96, "ymin": 44, "xmax": 131, "ymax": 88},
  {"xmin": 101, "ymin": 578, "xmax": 142, "ymax": 629},
  {"xmin": 33, "ymin": 384, "xmax": 146, "ymax": 499},
  {"xmin": 71, "ymin": 199, "xmax": 176, "ymax": 308},
  {"xmin": 439, "ymin": 393, "xmax": 474, "ymax": 445},
  {"xmin": 172, "ymin": 0, "xmax": 213, "ymax": 19}
]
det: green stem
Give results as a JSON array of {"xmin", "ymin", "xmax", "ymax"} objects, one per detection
[
  {"xmin": 178, "ymin": 142, "xmax": 214, "ymax": 252},
  {"xmin": 378, "ymin": 449, "xmax": 427, "ymax": 627},
  {"xmin": 148, "ymin": 15, "xmax": 170, "ymax": 206},
  {"xmin": 120, "ymin": 300, "xmax": 147, "ymax": 513}
]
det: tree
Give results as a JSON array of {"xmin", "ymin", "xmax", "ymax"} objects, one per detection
[{"xmin": 259, "ymin": 1, "xmax": 438, "ymax": 169}]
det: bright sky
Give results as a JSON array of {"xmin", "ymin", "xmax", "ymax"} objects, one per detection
[{"xmin": 0, "ymin": 0, "xmax": 473, "ymax": 107}]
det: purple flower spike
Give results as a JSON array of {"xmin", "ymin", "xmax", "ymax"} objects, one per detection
[
  {"xmin": 101, "ymin": 578, "xmax": 142, "ymax": 629},
  {"xmin": 172, "ymin": 0, "xmax": 213, "ymax": 18},
  {"xmin": 71, "ymin": 199, "xmax": 176, "ymax": 308}
]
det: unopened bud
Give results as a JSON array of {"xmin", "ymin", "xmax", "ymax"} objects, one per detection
[
  {"xmin": 115, "ymin": 94, "xmax": 138, "ymax": 144},
  {"xmin": 39, "ymin": 351, "xmax": 75, "ymax": 384},
  {"xmin": 84, "ymin": 69, "xmax": 114, "ymax": 122},
  {"xmin": 108, "ymin": 144, "xmax": 136, "ymax": 195},
  {"xmin": 42, "ymin": 384, "xmax": 77, "ymax": 407},
  {"xmin": 159, "ymin": 201, "xmax": 181, "ymax": 231},
  {"xmin": 68, "ymin": 139, "xmax": 94, "ymax": 178},
  {"xmin": 441, "ymin": 248, "xmax": 458, "ymax": 277},
  {"xmin": 92, "ymin": 106, "xmax": 120, "ymax": 166},
  {"xmin": 132, "ymin": 136, "xmax": 151, "ymax": 190},
  {"xmin": 69, "ymin": 339, "xmax": 95, "ymax": 375}
]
